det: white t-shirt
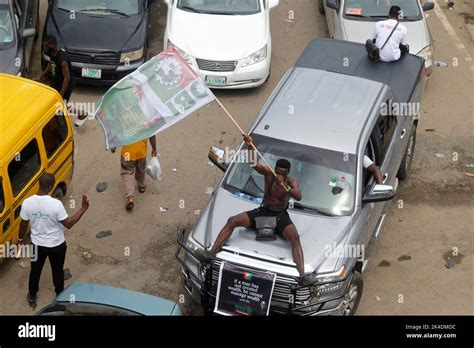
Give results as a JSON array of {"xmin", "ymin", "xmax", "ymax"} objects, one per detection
[
  {"xmin": 20, "ymin": 195, "xmax": 68, "ymax": 248},
  {"xmin": 363, "ymin": 155, "xmax": 374, "ymax": 169},
  {"xmin": 373, "ymin": 19, "xmax": 407, "ymax": 62}
]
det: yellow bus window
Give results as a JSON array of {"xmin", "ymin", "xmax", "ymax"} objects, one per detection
[
  {"xmin": 42, "ymin": 114, "xmax": 68, "ymax": 158},
  {"xmin": 8, "ymin": 139, "xmax": 41, "ymax": 197},
  {"xmin": 0, "ymin": 178, "xmax": 4, "ymax": 213}
]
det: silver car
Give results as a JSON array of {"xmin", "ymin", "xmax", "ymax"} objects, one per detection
[
  {"xmin": 176, "ymin": 39, "xmax": 426, "ymax": 315},
  {"xmin": 319, "ymin": 0, "xmax": 434, "ymax": 73}
]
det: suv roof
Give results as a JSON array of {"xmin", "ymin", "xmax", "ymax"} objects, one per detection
[
  {"xmin": 253, "ymin": 67, "xmax": 383, "ymax": 154},
  {"xmin": 295, "ymin": 39, "xmax": 424, "ymax": 103}
]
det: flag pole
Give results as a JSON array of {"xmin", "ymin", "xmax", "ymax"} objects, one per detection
[{"xmin": 213, "ymin": 96, "xmax": 291, "ymax": 192}]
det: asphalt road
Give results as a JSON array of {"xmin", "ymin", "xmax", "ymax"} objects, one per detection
[{"xmin": 0, "ymin": 0, "xmax": 472, "ymax": 315}]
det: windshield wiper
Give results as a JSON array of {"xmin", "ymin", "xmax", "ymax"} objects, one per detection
[
  {"xmin": 79, "ymin": 8, "xmax": 130, "ymax": 17},
  {"xmin": 292, "ymin": 202, "xmax": 336, "ymax": 217},
  {"xmin": 179, "ymin": 5, "xmax": 204, "ymax": 13}
]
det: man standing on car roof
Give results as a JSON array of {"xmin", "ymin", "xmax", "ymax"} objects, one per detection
[
  {"xmin": 372, "ymin": 6, "xmax": 409, "ymax": 62},
  {"xmin": 36, "ymin": 34, "xmax": 88, "ymax": 127}
]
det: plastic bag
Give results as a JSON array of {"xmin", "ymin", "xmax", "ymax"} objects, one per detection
[{"xmin": 146, "ymin": 156, "xmax": 162, "ymax": 181}]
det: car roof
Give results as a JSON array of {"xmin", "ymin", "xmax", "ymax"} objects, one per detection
[
  {"xmin": 253, "ymin": 67, "xmax": 383, "ymax": 154},
  {"xmin": 55, "ymin": 283, "xmax": 182, "ymax": 315},
  {"xmin": 294, "ymin": 38, "xmax": 424, "ymax": 103},
  {"xmin": 0, "ymin": 74, "xmax": 61, "ymax": 163}
]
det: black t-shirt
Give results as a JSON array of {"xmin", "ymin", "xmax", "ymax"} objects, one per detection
[{"xmin": 48, "ymin": 49, "xmax": 74, "ymax": 92}]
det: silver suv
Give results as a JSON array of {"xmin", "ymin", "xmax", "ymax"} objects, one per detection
[{"xmin": 176, "ymin": 39, "xmax": 426, "ymax": 315}]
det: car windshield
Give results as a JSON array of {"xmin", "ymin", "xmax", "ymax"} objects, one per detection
[
  {"xmin": 177, "ymin": 0, "xmax": 261, "ymax": 15},
  {"xmin": 57, "ymin": 0, "xmax": 140, "ymax": 16},
  {"xmin": 224, "ymin": 134, "xmax": 357, "ymax": 216},
  {"xmin": 344, "ymin": 0, "xmax": 421, "ymax": 20},
  {"xmin": 0, "ymin": 7, "xmax": 15, "ymax": 45}
]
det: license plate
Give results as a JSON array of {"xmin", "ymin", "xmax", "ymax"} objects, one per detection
[
  {"xmin": 214, "ymin": 262, "xmax": 276, "ymax": 316},
  {"xmin": 205, "ymin": 75, "xmax": 226, "ymax": 86},
  {"xmin": 81, "ymin": 68, "xmax": 102, "ymax": 79}
]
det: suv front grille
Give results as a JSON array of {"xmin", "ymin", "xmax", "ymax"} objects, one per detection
[
  {"xmin": 196, "ymin": 58, "xmax": 237, "ymax": 72},
  {"xmin": 211, "ymin": 260, "xmax": 311, "ymax": 307},
  {"xmin": 67, "ymin": 50, "xmax": 120, "ymax": 65}
]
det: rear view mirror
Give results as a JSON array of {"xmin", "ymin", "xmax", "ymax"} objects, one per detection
[
  {"xmin": 208, "ymin": 146, "xmax": 229, "ymax": 172},
  {"xmin": 22, "ymin": 28, "xmax": 36, "ymax": 39},
  {"xmin": 422, "ymin": 2, "xmax": 434, "ymax": 11},
  {"xmin": 362, "ymin": 184, "xmax": 396, "ymax": 203},
  {"xmin": 326, "ymin": 0, "xmax": 339, "ymax": 11}
]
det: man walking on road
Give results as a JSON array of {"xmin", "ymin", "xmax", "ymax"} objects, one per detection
[
  {"xmin": 111, "ymin": 136, "xmax": 158, "ymax": 211},
  {"xmin": 18, "ymin": 173, "xmax": 89, "ymax": 308}
]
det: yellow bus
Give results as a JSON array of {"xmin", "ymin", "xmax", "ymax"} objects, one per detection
[{"xmin": 0, "ymin": 74, "xmax": 74, "ymax": 249}]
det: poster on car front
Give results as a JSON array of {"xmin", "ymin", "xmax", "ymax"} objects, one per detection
[{"xmin": 214, "ymin": 262, "xmax": 276, "ymax": 316}]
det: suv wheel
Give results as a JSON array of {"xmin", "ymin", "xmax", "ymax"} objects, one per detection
[
  {"xmin": 318, "ymin": 0, "xmax": 325, "ymax": 14},
  {"xmin": 340, "ymin": 271, "xmax": 363, "ymax": 315},
  {"xmin": 397, "ymin": 126, "xmax": 417, "ymax": 180}
]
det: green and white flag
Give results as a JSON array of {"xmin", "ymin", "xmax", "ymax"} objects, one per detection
[{"xmin": 94, "ymin": 48, "xmax": 215, "ymax": 148}]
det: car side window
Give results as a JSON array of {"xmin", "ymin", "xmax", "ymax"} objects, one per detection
[
  {"xmin": 8, "ymin": 139, "xmax": 41, "ymax": 197},
  {"xmin": 377, "ymin": 100, "xmax": 397, "ymax": 158},
  {"xmin": 42, "ymin": 114, "xmax": 69, "ymax": 158},
  {"xmin": 0, "ymin": 178, "xmax": 5, "ymax": 214},
  {"xmin": 13, "ymin": 0, "xmax": 23, "ymax": 29}
]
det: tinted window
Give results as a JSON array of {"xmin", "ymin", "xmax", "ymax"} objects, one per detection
[
  {"xmin": 42, "ymin": 115, "xmax": 69, "ymax": 158},
  {"xmin": 57, "ymin": 0, "xmax": 140, "ymax": 15},
  {"xmin": 8, "ymin": 140, "xmax": 41, "ymax": 197},
  {"xmin": 0, "ymin": 179, "xmax": 5, "ymax": 213},
  {"xmin": 178, "ymin": 0, "xmax": 261, "ymax": 15},
  {"xmin": 0, "ymin": 6, "xmax": 15, "ymax": 45},
  {"xmin": 377, "ymin": 113, "xmax": 397, "ymax": 157},
  {"xmin": 344, "ymin": 0, "xmax": 421, "ymax": 19}
]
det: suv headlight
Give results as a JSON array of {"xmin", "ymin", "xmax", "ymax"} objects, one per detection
[
  {"xmin": 185, "ymin": 236, "xmax": 205, "ymax": 258},
  {"xmin": 120, "ymin": 47, "xmax": 144, "ymax": 63},
  {"xmin": 417, "ymin": 46, "xmax": 433, "ymax": 66},
  {"xmin": 167, "ymin": 40, "xmax": 194, "ymax": 66},
  {"xmin": 239, "ymin": 45, "xmax": 267, "ymax": 68}
]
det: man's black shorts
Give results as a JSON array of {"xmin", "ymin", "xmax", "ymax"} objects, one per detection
[{"xmin": 246, "ymin": 206, "xmax": 293, "ymax": 235}]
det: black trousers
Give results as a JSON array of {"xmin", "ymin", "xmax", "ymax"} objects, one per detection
[{"xmin": 29, "ymin": 242, "xmax": 67, "ymax": 297}]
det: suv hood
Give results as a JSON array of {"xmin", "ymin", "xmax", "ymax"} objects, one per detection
[
  {"xmin": 192, "ymin": 188, "xmax": 352, "ymax": 274},
  {"xmin": 48, "ymin": 10, "xmax": 145, "ymax": 52},
  {"xmin": 168, "ymin": 9, "xmax": 267, "ymax": 60},
  {"xmin": 341, "ymin": 19, "xmax": 430, "ymax": 55}
]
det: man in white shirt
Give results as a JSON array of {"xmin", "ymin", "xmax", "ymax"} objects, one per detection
[
  {"xmin": 372, "ymin": 6, "xmax": 409, "ymax": 62},
  {"xmin": 18, "ymin": 173, "xmax": 89, "ymax": 308},
  {"xmin": 364, "ymin": 155, "xmax": 384, "ymax": 184}
]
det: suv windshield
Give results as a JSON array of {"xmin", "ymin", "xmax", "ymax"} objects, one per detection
[
  {"xmin": 344, "ymin": 0, "xmax": 421, "ymax": 20},
  {"xmin": 57, "ymin": 0, "xmax": 140, "ymax": 16},
  {"xmin": 224, "ymin": 134, "xmax": 356, "ymax": 216},
  {"xmin": 177, "ymin": 0, "xmax": 261, "ymax": 15},
  {"xmin": 0, "ymin": 7, "xmax": 15, "ymax": 45}
]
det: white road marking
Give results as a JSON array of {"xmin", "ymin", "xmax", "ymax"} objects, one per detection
[{"xmin": 434, "ymin": 0, "xmax": 474, "ymax": 72}]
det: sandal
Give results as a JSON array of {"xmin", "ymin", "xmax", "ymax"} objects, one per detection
[{"xmin": 125, "ymin": 201, "xmax": 135, "ymax": 211}]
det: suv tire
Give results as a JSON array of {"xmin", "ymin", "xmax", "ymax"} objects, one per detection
[{"xmin": 340, "ymin": 271, "xmax": 363, "ymax": 315}]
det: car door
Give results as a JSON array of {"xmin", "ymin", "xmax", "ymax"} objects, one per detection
[
  {"xmin": 0, "ymin": 171, "xmax": 13, "ymax": 246},
  {"xmin": 15, "ymin": 0, "xmax": 37, "ymax": 73}
]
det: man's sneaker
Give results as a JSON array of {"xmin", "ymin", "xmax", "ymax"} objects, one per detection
[
  {"xmin": 27, "ymin": 293, "xmax": 37, "ymax": 309},
  {"xmin": 74, "ymin": 115, "xmax": 89, "ymax": 127}
]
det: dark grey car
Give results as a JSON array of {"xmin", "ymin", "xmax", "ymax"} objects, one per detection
[
  {"xmin": 0, "ymin": 0, "xmax": 39, "ymax": 76},
  {"xmin": 176, "ymin": 39, "xmax": 426, "ymax": 316}
]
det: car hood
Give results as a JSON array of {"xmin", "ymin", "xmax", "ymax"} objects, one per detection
[
  {"xmin": 0, "ymin": 45, "xmax": 20, "ymax": 75},
  {"xmin": 192, "ymin": 188, "xmax": 352, "ymax": 274},
  {"xmin": 52, "ymin": 283, "xmax": 182, "ymax": 315},
  {"xmin": 48, "ymin": 10, "xmax": 145, "ymax": 52},
  {"xmin": 168, "ymin": 9, "xmax": 267, "ymax": 60},
  {"xmin": 342, "ymin": 19, "xmax": 430, "ymax": 55}
]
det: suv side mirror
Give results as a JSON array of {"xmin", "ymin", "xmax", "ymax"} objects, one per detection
[
  {"xmin": 326, "ymin": 0, "xmax": 339, "ymax": 11},
  {"xmin": 208, "ymin": 146, "xmax": 229, "ymax": 172},
  {"xmin": 22, "ymin": 28, "xmax": 36, "ymax": 39},
  {"xmin": 362, "ymin": 184, "xmax": 396, "ymax": 203},
  {"xmin": 422, "ymin": 2, "xmax": 434, "ymax": 11}
]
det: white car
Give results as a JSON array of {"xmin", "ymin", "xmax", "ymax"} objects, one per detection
[
  {"xmin": 319, "ymin": 0, "xmax": 434, "ymax": 74},
  {"xmin": 163, "ymin": 0, "xmax": 279, "ymax": 89}
]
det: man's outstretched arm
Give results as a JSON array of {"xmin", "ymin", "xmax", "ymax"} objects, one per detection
[{"xmin": 244, "ymin": 134, "xmax": 272, "ymax": 176}]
